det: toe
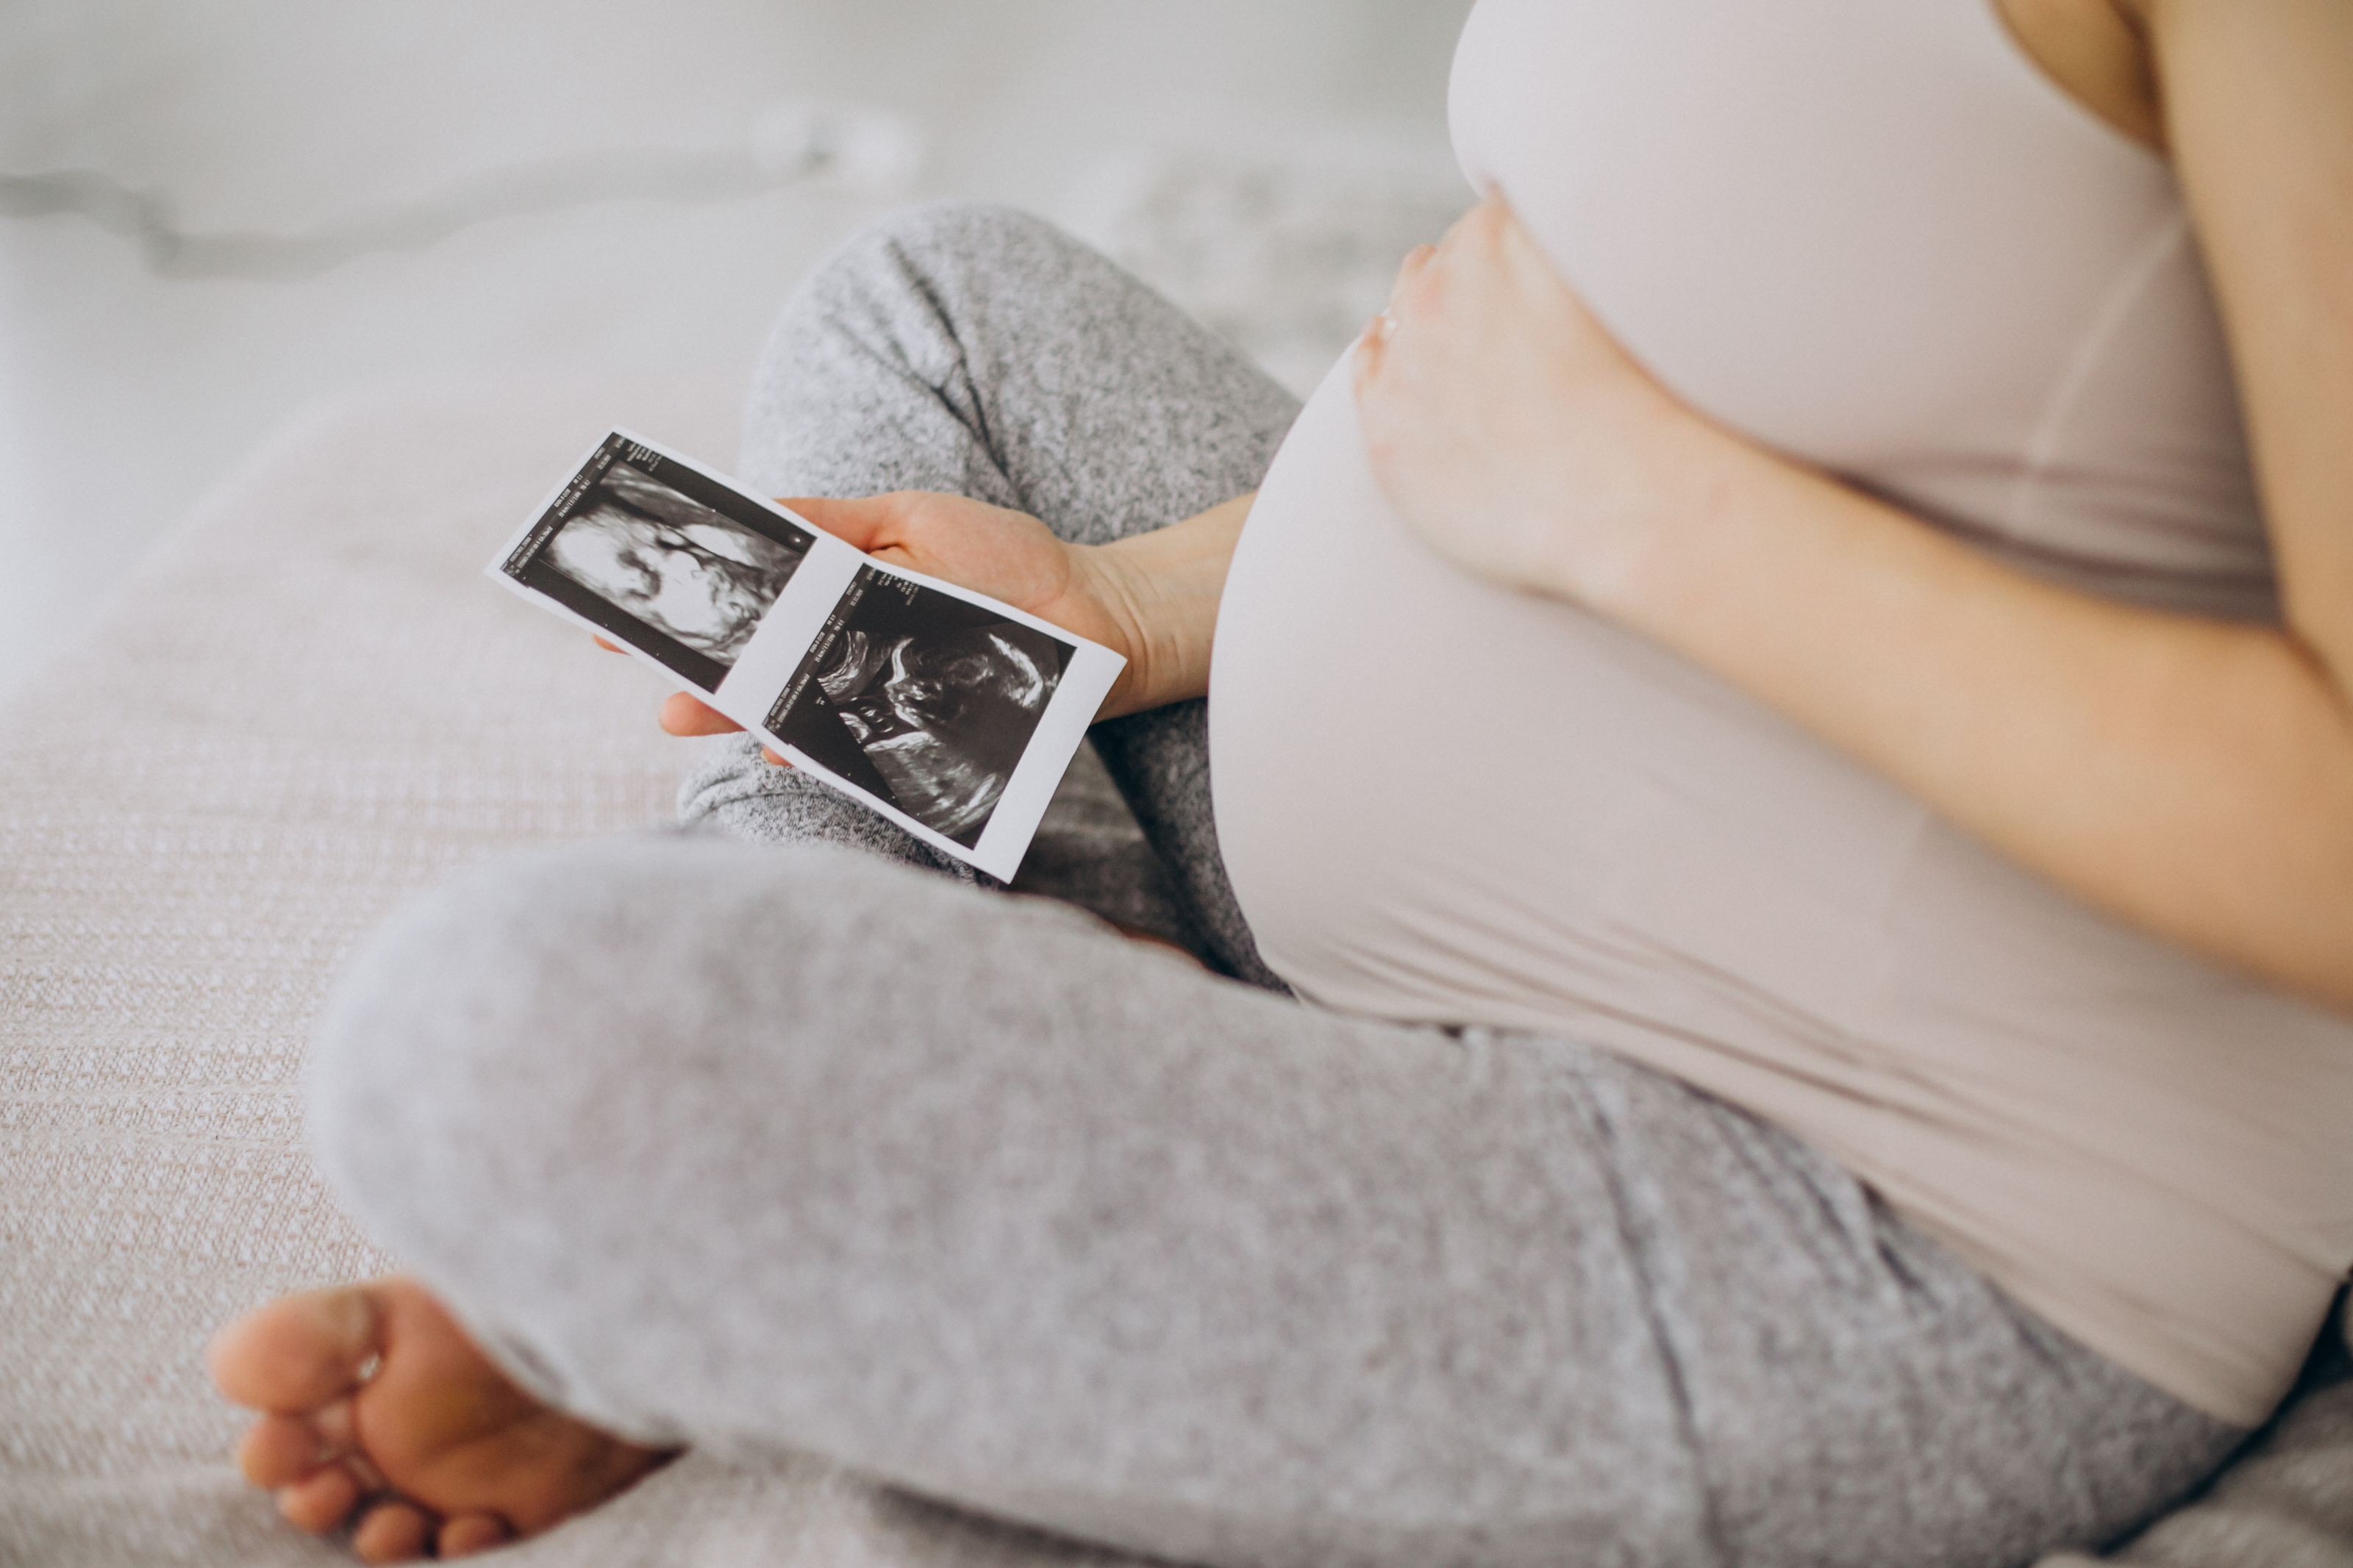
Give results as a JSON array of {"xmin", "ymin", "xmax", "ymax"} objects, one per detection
[
  {"xmin": 438, "ymin": 1513, "xmax": 515, "ymax": 1558},
  {"xmin": 210, "ymin": 1285, "xmax": 385, "ymax": 1414},
  {"xmin": 353, "ymin": 1499, "xmax": 437, "ymax": 1564},
  {"xmin": 276, "ymin": 1463, "xmax": 363, "ymax": 1533},
  {"xmin": 238, "ymin": 1413, "xmax": 336, "ymax": 1488}
]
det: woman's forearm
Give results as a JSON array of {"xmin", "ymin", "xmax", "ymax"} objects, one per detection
[
  {"xmin": 1568, "ymin": 0, "xmax": 2353, "ymax": 1014},
  {"xmin": 2149, "ymin": 0, "xmax": 2353, "ymax": 690},
  {"xmin": 1082, "ymin": 493, "xmax": 1253, "ymax": 719},
  {"xmin": 1587, "ymin": 444, "xmax": 2353, "ymax": 1012},
  {"xmin": 1359, "ymin": 7, "xmax": 2353, "ymax": 1012}
]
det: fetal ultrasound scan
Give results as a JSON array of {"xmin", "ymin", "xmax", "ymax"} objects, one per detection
[
  {"xmin": 501, "ymin": 435, "xmax": 815, "ymax": 692},
  {"xmin": 491, "ymin": 429, "xmax": 1121, "ymax": 879},
  {"xmin": 768, "ymin": 567, "xmax": 1076, "ymax": 846}
]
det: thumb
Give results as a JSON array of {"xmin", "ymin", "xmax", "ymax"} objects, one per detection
[{"xmin": 775, "ymin": 493, "xmax": 904, "ymax": 551}]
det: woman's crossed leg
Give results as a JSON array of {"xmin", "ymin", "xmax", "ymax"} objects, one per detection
[{"xmin": 210, "ymin": 205, "xmax": 2237, "ymax": 1568}]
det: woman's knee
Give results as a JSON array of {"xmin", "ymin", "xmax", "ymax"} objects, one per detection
[
  {"xmin": 302, "ymin": 836, "xmax": 1118, "ymax": 1326},
  {"xmin": 304, "ymin": 837, "xmax": 1027, "ymax": 1236},
  {"xmin": 304, "ymin": 837, "xmax": 765, "ymax": 1246},
  {"xmin": 814, "ymin": 199, "xmax": 1095, "ymax": 314},
  {"xmin": 765, "ymin": 199, "xmax": 1110, "ymax": 393},
  {"xmin": 740, "ymin": 200, "xmax": 1105, "ymax": 501}
]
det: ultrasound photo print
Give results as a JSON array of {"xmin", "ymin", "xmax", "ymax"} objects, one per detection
[
  {"xmin": 543, "ymin": 458, "xmax": 813, "ymax": 672},
  {"xmin": 768, "ymin": 568, "xmax": 1077, "ymax": 847}
]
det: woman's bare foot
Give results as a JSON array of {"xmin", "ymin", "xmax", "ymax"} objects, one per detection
[{"xmin": 209, "ymin": 1278, "xmax": 674, "ymax": 1563}]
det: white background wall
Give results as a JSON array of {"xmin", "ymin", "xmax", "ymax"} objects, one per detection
[{"xmin": 0, "ymin": 0, "xmax": 1474, "ymax": 703}]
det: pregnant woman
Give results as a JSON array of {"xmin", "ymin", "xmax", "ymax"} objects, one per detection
[{"xmin": 210, "ymin": 1, "xmax": 2353, "ymax": 1564}]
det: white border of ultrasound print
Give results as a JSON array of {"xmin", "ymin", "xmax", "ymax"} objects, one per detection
[{"xmin": 487, "ymin": 428, "xmax": 1124, "ymax": 882}]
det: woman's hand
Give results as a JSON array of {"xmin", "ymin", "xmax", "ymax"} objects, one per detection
[
  {"xmin": 1357, "ymin": 174, "xmax": 2353, "ymax": 1017},
  {"xmin": 643, "ymin": 490, "xmax": 1253, "ymax": 756},
  {"xmin": 646, "ymin": 493, "xmax": 1133, "ymax": 756},
  {"xmin": 1352, "ymin": 195, "xmax": 1745, "ymax": 611}
]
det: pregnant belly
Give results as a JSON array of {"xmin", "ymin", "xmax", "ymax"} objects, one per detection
[
  {"xmin": 1210, "ymin": 357, "xmax": 1933, "ymax": 1039},
  {"xmin": 1210, "ymin": 361, "xmax": 2353, "ymax": 1433}
]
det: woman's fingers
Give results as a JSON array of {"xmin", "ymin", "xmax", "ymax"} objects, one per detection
[
  {"xmin": 607, "ymin": 644, "xmax": 773, "ymax": 757},
  {"xmin": 603, "ymin": 602, "xmax": 790, "ymax": 762},
  {"xmin": 1375, "ymin": 243, "xmax": 1439, "ymax": 344},
  {"xmin": 657, "ymin": 692, "xmax": 790, "ymax": 767},
  {"xmin": 1360, "ymin": 243, "xmax": 1435, "ymax": 386},
  {"xmin": 775, "ymin": 493, "xmax": 904, "ymax": 551},
  {"xmin": 1354, "ymin": 315, "xmax": 1391, "ymax": 398},
  {"xmin": 1364, "ymin": 237, "xmax": 1450, "ymax": 382},
  {"xmin": 1388, "ymin": 243, "xmax": 1438, "ymax": 312},
  {"xmin": 658, "ymin": 692, "xmax": 742, "ymax": 737}
]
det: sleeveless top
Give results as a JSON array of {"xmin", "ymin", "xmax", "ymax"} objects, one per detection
[{"xmin": 1208, "ymin": 0, "xmax": 2353, "ymax": 1427}]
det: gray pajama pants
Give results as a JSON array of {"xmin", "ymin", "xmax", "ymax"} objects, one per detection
[{"xmin": 310, "ymin": 203, "xmax": 2244, "ymax": 1568}]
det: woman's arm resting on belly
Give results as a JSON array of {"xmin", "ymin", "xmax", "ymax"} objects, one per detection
[
  {"xmin": 1354, "ymin": 0, "xmax": 2353, "ymax": 1014},
  {"xmin": 653, "ymin": 490, "xmax": 1253, "ymax": 748}
]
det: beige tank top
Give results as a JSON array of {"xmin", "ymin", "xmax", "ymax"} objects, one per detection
[{"xmin": 1209, "ymin": 0, "xmax": 2353, "ymax": 1428}]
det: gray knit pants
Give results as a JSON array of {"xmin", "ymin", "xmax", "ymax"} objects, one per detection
[{"xmin": 310, "ymin": 204, "xmax": 2244, "ymax": 1568}]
